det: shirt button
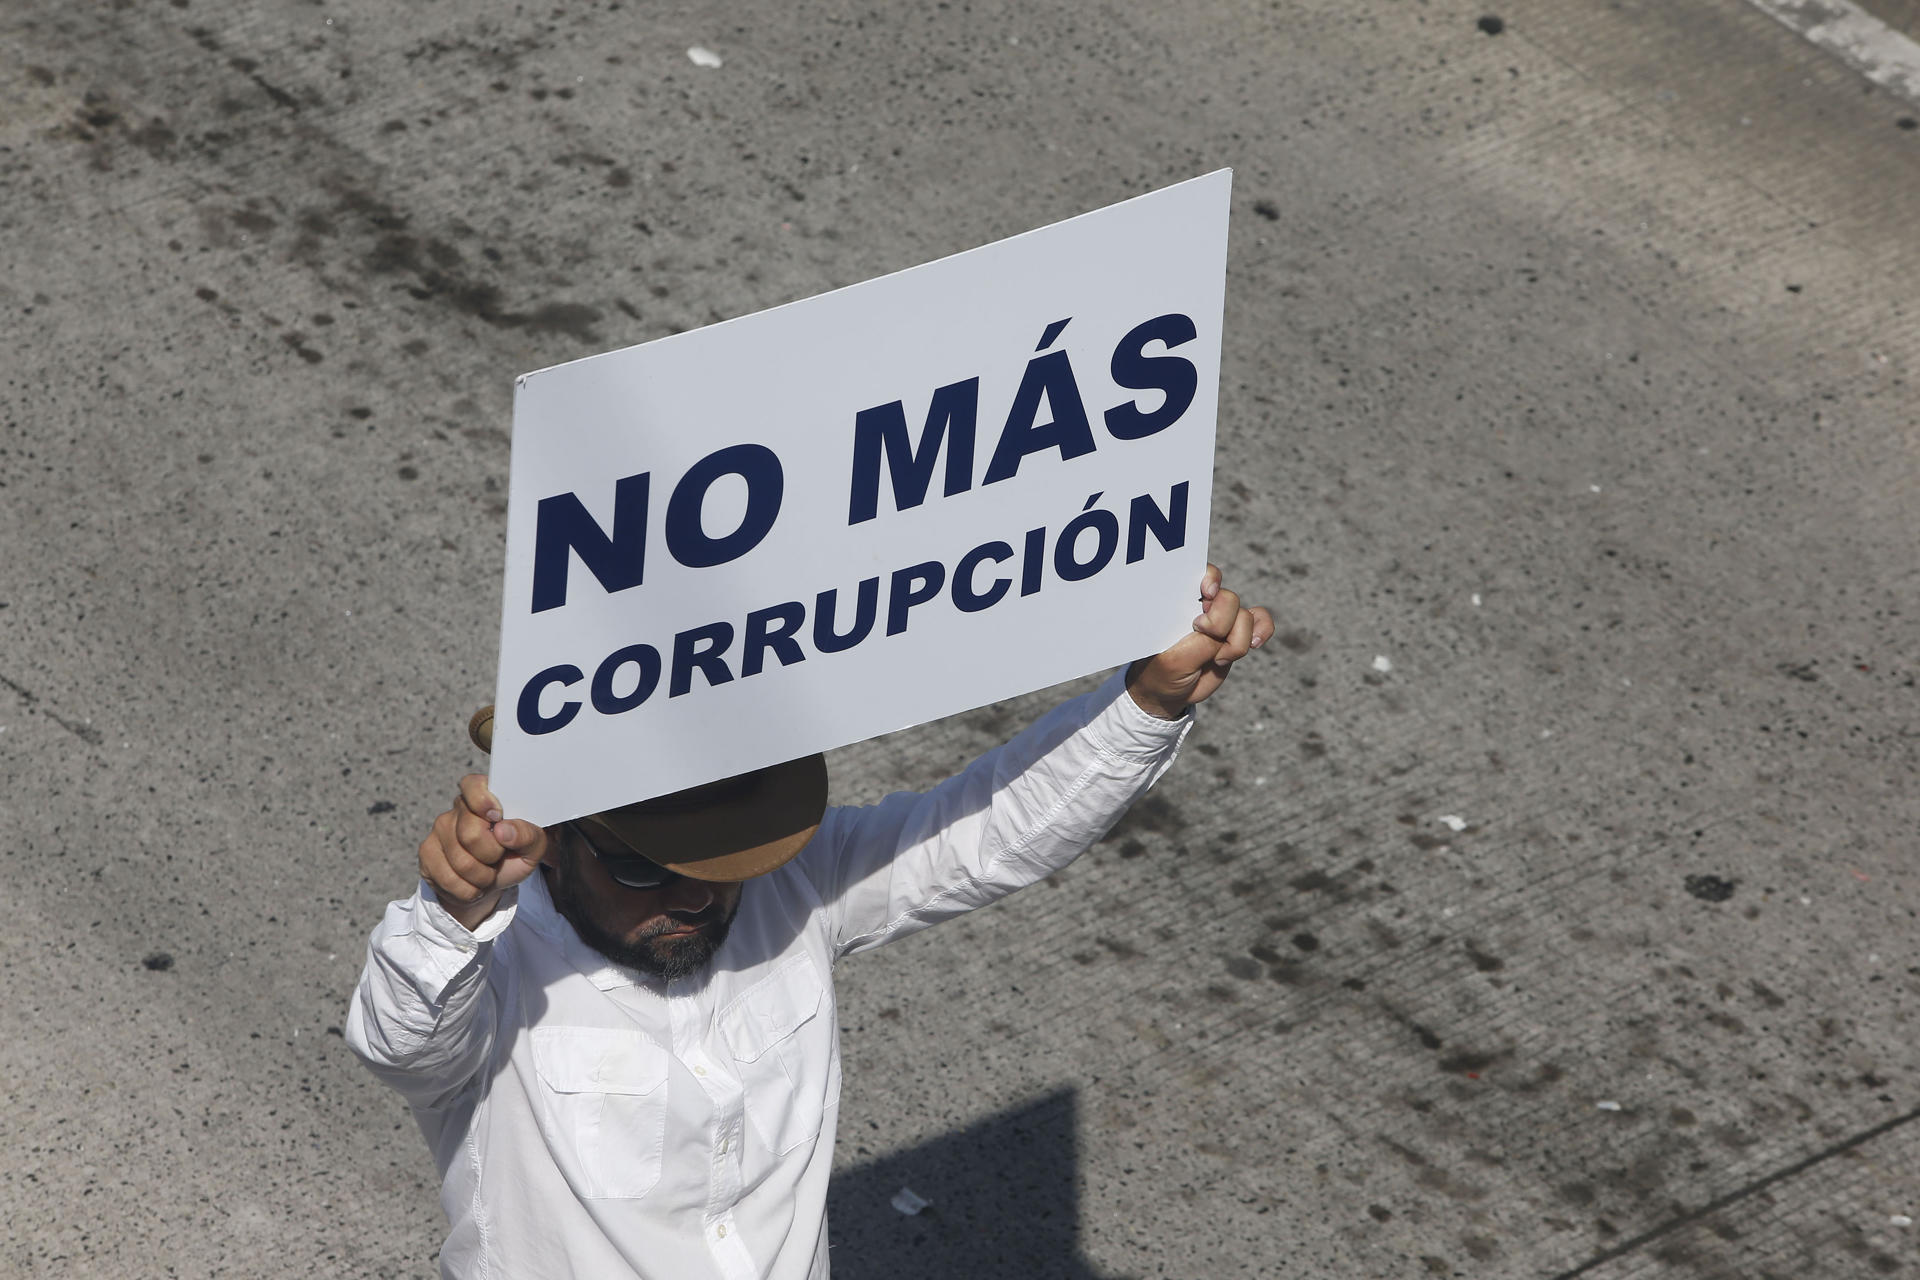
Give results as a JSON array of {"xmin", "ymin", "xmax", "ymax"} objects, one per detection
[
  {"xmin": 716, "ymin": 1224, "xmax": 728, "ymax": 1239},
  {"xmin": 694, "ymin": 1064, "xmax": 708, "ymax": 1077}
]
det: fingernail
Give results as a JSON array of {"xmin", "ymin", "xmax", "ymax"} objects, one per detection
[
  {"xmin": 1251, "ymin": 634, "xmax": 1265, "ymax": 647},
  {"xmin": 493, "ymin": 821, "xmax": 514, "ymax": 843},
  {"xmin": 485, "ymin": 808, "xmax": 502, "ymax": 823},
  {"xmin": 1194, "ymin": 613, "xmax": 1208, "ymax": 628}
]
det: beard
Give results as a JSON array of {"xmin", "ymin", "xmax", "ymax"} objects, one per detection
[{"xmin": 544, "ymin": 864, "xmax": 737, "ymax": 981}]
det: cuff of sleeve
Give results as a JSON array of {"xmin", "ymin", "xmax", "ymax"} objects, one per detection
[
  {"xmin": 1086, "ymin": 668, "xmax": 1194, "ymax": 759},
  {"xmin": 416, "ymin": 879, "xmax": 520, "ymax": 948}
]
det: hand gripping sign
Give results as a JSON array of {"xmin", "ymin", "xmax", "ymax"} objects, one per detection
[{"xmin": 488, "ymin": 170, "xmax": 1231, "ymax": 826}]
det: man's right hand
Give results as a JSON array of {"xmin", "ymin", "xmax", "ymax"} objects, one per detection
[{"xmin": 418, "ymin": 774, "xmax": 550, "ymax": 932}]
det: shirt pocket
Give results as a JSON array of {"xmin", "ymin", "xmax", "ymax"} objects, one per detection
[
  {"xmin": 530, "ymin": 1026, "xmax": 669, "ymax": 1200},
  {"xmin": 719, "ymin": 956, "xmax": 834, "ymax": 1156}
]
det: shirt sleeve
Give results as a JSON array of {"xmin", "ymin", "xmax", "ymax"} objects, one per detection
[
  {"xmin": 795, "ymin": 668, "xmax": 1192, "ymax": 960},
  {"xmin": 343, "ymin": 879, "xmax": 519, "ymax": 1112}
]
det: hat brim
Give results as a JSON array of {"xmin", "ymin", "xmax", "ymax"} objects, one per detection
[
  {"xmin": 588, "ymin": 753, "xmax": 829, "ymax": 883},
  {"xmin": 466, "ymin": 704, "xmax": 827, "ymax": 882}
]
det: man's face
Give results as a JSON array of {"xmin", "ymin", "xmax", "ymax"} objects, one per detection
[{"xmin": 542, "ymin": 826, "xmax": 744, "ymax": 981}]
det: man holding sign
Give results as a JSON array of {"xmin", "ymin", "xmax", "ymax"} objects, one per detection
[
  {"xmin": 346, "ymin": 173, "xmax": 1256, "ymax": 1278},
  {"xmin": 347, "ymin": 570, "xmax": 1269, "ymax": 1279}
]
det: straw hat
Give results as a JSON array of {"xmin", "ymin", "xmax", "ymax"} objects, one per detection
[{"xmin": 467, "ymin": 705, "xmax": 828, "ymax": 883}]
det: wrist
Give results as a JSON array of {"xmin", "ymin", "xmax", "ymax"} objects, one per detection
[
  {"xmin": 1124, "ymin": 660, "xmax": 1188, "ymax": 720},
  {"xmin": 436, "ymin": 886, "xmax": 504, "ymax": 933}
]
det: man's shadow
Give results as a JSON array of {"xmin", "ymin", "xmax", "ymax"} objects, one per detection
[{"xmin": 827, "ymin": 1088, "xmax": 1116, "ymax": 1280}]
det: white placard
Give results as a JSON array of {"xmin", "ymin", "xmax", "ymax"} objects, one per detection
[{"xmin": 489, "ymin": 170, "xmax": 1230, "ymax": 824}]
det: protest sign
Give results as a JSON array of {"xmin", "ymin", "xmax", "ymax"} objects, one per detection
[{"xmin": 488, "ymin": 169, "xmax": 1231, "ymax": 825}]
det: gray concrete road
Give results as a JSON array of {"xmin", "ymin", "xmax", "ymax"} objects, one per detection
[{"xmin": 2, "ymin": 0, "xmax": 1915, "ymax": 1276}]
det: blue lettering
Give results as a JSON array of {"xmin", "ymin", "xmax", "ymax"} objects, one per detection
[
  {"xmin": 517, "ymin": 664, "xmax": 585, "ymax": 735},
  {"xmin": 1126, "ymin": 482, "xmax": 1189, "ymax": 564},
  {"xmin": 982, "ymin": 349, "xmax": 1095, "ymax": 485},
  {"xmin": 530, "ymin": 472, "xmax": 650, "ymax": 614},
  {"xmin": 952, "ymin": 541, "xmax": 1014, "ymax": 612},
  {"xmin": 1020, "ymin": 526, "xmax": 1047, "ymax": 596},
  {"xmin": 590, "ymin": 644, "xmax": 661, "ymax": 715},
  {"xmin": 1104, "ymin": 314, "xmax": 1198, "ymax": 441},
  {"xmin": 1053, "ymin": 500, "xmax": 1120, "ymax": 583},
  {"xmin": 847, "ymin": 379, "xmax": 980, "ymax": 525},
  {"xmin": 665, "ymin": 444, "xmax": 784, "ymax": 569},
  {"xmin": 669, "ymin": 621, "xmax": 735, "ymax": 697},
  {"xmin": 814, "ymin": 578, "xmax": 879, "ymax": 654},
  {"xmin": 886, "ymin": 561, "xmax": 946, "ymax": 636},
  {"xmin": 742, "ymin": 602, "xmax": 807, "ymax": 677}
]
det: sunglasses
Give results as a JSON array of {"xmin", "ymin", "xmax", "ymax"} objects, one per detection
[{"xmin": 569, "ymin": 818, "xmax": 682, "ymax": 891}]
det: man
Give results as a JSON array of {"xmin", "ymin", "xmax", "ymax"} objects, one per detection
[{"xmin": 346, "ymin": 565, "xmax": 1272, "ymax": 1279}]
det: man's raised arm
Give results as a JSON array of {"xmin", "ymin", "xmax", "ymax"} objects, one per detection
[
  {"xmin": 343, "ymin": 775, "xmax": 550, "ymax": 1111},
  {"xmin": 798, "ymin": 565, "xmax": 1272, "ymax": 959}
]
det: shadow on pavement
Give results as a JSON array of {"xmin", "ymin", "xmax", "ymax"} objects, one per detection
[{"xmin": 827, "ymin": 1087, "xmax": 1116, "ymax": 1279}]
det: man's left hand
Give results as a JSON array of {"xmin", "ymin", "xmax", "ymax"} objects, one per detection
[{"xmin": 1126, "ymin": 563, "xmax": 1275, "ymax": 720}]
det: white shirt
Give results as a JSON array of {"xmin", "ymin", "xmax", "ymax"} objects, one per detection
[{"xmin": 346, "ymin": 671, "xmax": 1189, "ymax": 1280}]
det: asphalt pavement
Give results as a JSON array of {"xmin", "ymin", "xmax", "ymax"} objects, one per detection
[{"xmin": 2, "ymin": 0, "xmax": 1915, "ymax": 1276}]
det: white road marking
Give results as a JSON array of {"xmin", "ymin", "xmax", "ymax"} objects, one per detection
[{"xmin": 1745, "ymin": 0, "xmax": 1920, "ymax": 103}]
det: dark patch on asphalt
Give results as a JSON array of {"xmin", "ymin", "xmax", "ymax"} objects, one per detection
[
  {"xmin": 1898, "ymin": 117, "xmax": 1917, "ymax": 131},
  {"xmin": 130, "ymin": 119, "xmax": 177, "ymax": 158},
  {"xmin": 1387, "ymin": 1001, "xmax": 1444, "ymax": 1050},
  {"xmin": 1266, "ymin": 959, "xmax": 1308, "ymax": 986},
  {"xmin": 1225, "ymin": 955, "xmax": 1262, "ymax": 981},
  {"xmin": 1438, "ymin": 1047, "xmax": 1502, "ymax": 1074},
  {"xmin": 368, "ymin": 800, "xmax": 397, "ymax": 814},
  {"xmin": 1104, "ymin": 793, "xmax": 1185, "ymax": 842},
  {"xmin": 1366, "ymin": 918, "xmax": 1402, "ymax": 949},
  {"xmin": 318, "ymin": 181, "xmax": 604, "ymax": 343},
  {"xmin": 142, "ymin": 952, "xmax": 174, "ymax": 971},
  {"xmin": 1513, "ymin": 1061, "xmax": 1566, "ymax": 1096},
  {"xmin": 1252, "ymin": 199, "xmax": 1279, "ymax": 221},
  {"xmin": 1464, "ymin": 941, "xmax": 1505, "ymax": 972},
  {"xmin": 1478, "ymin": 16, "xmax": 1505, "ymax": 36},
  {"xmin": 230, "ymin": 207, "xmax": 276, "ymax": 236},
  {"xmin": 0, "ymin": 674, "xmax": 104, "ymax": 744},
  {"xmin": 1683, "ymin": 874, "xmax": 1735, "ymax": 902},
  {"xmin": 1380, "ymin": 1136, "xmax": 1489, "ymax": 1201}
]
